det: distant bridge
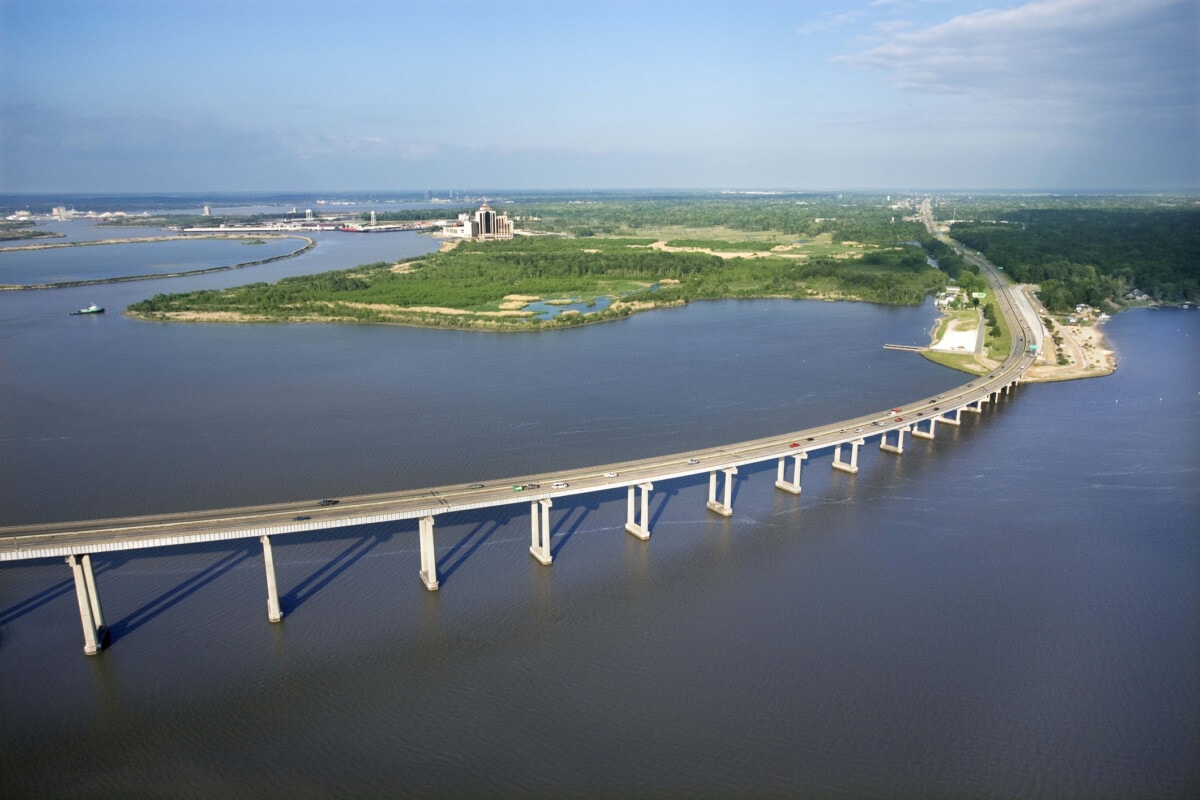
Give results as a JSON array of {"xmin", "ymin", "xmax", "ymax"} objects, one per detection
[{"xmin": 0, "ymin": 220, "xmax": 1044, "ymax": 655}]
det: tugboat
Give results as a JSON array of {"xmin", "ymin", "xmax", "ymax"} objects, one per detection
[{"xmin": 70, "ymin": 303, "xmax": 105, "ymax": 315}]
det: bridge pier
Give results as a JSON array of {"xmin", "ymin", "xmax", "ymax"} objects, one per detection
[
  {"xmin": 419, "ymin": 516, "xmax": 439, "ymax": 591},
  {"xmin": 260, "ymin": 535, "xmax": 283, "ymax": 621},
  {"xmin": 913, "ymin": 417, "xmax": 937, "ymax": 440},
  {"xmin": 880, "ymin": 427, "xmax": 907, "ymax": 454},
  {"xmin": 706, "ymin": 467, "xmax": 737, "ymax": 516},
  {"xmin": 775, "ymin": 453, "xmax": 806, "ymax": 495},
  {"xmin": 963, "ymin": 399, "xmax": 984, "ymax": 415},
  {"xmin": 832, "ymin": 439, "xmax": 865, "ymax": 474},
  {"xmin": 625, "ymin": 482, "xmax": 654, "ymax": 540},
  {"xmin": 940, "ymin": 408, "xmax": 962, "ymax": 426},
  {"xmin": 529, "ymin": 499, "xmax": 553, "ymax": 565},
  {"xmin": 67, "ymin": 554, "xmax": 106, "ymax": 655}
]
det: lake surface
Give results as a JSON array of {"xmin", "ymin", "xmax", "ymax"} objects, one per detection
[
  {"xmin": 1, "ymin": 224, "xmax": 1196, "ymax": 798},
  {"xmin": 0, "ymin": 234, "xmax": 306, "ymax": 286}
]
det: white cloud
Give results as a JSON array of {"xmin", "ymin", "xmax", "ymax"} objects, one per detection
[
  {"xmin": 797, "ymin": 10, "xmax": 865, "ymax": 36},
  {"xmin": 839, "ymin": 0, "xmax": 1197, "ymax": 121}
]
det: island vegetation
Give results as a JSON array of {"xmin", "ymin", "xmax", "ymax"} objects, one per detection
[
  {"xmin": 124, "ymin": 192, "xmax": 1196, "ymax": 371},
  {"xmin": 0, "ymin": 220, "xmax": 61, "ymax": 242},
  {"xmin": 127, "ymin": 195, "xmax": 950, "ymax": 329}
]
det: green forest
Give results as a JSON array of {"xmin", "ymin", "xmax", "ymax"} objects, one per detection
[
  {"xmin": 949, "ymin": 205, "xmax": 1199, "ymax": 310},
  {"xmin": 127, "ymin": 204, "xmax": 947, "ymax": 329},
  {"xmin": 123, "ymin": 193, "xmax": 1200, "ymax": 328}
]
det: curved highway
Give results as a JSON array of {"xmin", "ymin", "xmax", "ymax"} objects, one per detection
[{"xmin": 1, "ymin": 205, "xmax": 1039, "ymax": 563}]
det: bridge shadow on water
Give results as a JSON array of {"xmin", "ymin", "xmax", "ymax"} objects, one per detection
[
  {"xmin": 550, "ymin": 495, "xmax": 605, "ymax": 558},
  {"xmin": 436, "ymin": 509, "xmax": 515, "ymax": 586},
  {"xmin": 0, "ymin": 549, "xmax": 167, "ymax": 628},
  {"xmin": 1, "ymin": 573, "xmax": 79, "ymax": 628},
  {"xmin": 281, "ymin": 527, "xmax": 396, "ymax": 616},
  {"xmin": 105, "ymin": 542, "xmax": 259, "ymax": 646},
  {"xmin": 3, "ymin": 455, "xmax": 847, "ymax": 646},
  {"xmin": 647, "ymin": 472, "xmax": 714, "ymax": 529}
]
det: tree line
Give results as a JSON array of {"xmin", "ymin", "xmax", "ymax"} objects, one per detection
[
  {"xmin": 127, "ymin": 235, "xmax": 947, "ymax": 325},
  {"xmin": 951, "ymin": 208, "xmax": 1199, "ymax": 309}
]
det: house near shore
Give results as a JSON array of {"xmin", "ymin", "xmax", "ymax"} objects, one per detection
[{"xmin": 935, "ymin": 285, "xmax": 963, "ymax": 309}]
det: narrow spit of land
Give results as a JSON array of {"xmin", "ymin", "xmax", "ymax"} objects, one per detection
[{"xmin": 0, "ymin": 234, "xmax": 315, "ymax": 290}]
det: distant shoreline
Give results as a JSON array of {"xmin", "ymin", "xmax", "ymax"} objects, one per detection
[{"xmin": 0, "ymin": 234, "xmax": 315, "ymax": 290}]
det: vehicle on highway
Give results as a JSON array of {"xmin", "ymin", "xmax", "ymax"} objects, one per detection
[
  {"xmin": 293, "ymin": 515, "xmax": 311, "ymax": 521},
  {"xmin": 603, "ymin": 471, "xmax": 619, "ymax": 478},
  {"xmin": 889, "ymin": 408, "xmax": 901, "ymax": 415},
  {"xmin": 468, "ymin": 483, "xmax": 484, "ymax": 489},
  {"xmin": 512, "ymin": 485, "xmax": 524, "ymax": 492},
  {"xmin": 855, "ymin": 427, "xmax": 863, "ymax": 432},
  {"xmin": 552, "ymin": 482, "xmax": 568, "ymax": 489},
  {"xmin": 806, "ymin": 436, "xmax": 815, "ymax": 441},
  {"xmin": 317, "ymin": 499, "xmax": 338, "ymax": 507},
  {"xmin": 687, "ymin": 458, "xmax": 700, "ymax": 465},
  {"xmin": 895, "ymin": 417, "xmax": 904, "ymax": 422}
]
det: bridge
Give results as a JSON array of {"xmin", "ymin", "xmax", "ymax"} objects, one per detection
[{"xmin": 0, "ymin": 214, "xmax": 1044, "ymax": 655}]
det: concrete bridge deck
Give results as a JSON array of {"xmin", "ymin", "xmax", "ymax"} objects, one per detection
[
  {"xmin": 1, "ymin": 206, "xmax": 1042, "ymax": 653},
  {"xmin": 0, "ymin": 374, "xmax": 1022, "ymax": 564}
]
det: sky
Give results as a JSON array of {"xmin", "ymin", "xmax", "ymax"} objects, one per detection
[{"xmin": 0, "ymin": 0, "xmax": 1196, "ymax": 193}]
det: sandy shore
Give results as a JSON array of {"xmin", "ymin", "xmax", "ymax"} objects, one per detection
[
  {"xmin": 926, "ymin": 306, "xmax": 1115, "ymax": 382},
  {"xmin": 929, "ymin": 316, "xmax": 979, "ymax": 352},
  {"xmin": 1025, "ymin": 320, "xmax": 1116, "ymax": 381}
]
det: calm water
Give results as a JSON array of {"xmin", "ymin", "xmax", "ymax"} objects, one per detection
[
  {"xmin": 1, "ymin": 226, "xmax": 1197, "ymax": 798},
  {"xmin": 0, "ymin": 235, "xmax": 305, "ymax": 286}
]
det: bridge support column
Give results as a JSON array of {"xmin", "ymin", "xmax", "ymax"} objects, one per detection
[
  {"xmin": 913, "ymin": 418, "xmax": 937, "ymax": 440},
  {"xmin": 940, "ymin": 408, "xmax": 962, "ymax": 426},
  {"xmin": 963, "ymin": 399, "xmax": 984, "ymax": 414},
  {"xmin": 880, "ymin": 427, "xmax": 907, "ymax": 454},
  {"xmin": 418, "ymin": 516, "xmax": 439, "ymax": 591},
  {"xmin": 260, "ymin": 535, "xmax": 283, "ymax": 621},
  {"xmin": 625, "ymin": 482, "xmax": 654, "ymax": 540},
  {"xmin": 832, "ymin": 439, "xmax": 865, "ymax": 474},
  {"xmin": 706, "ymin": 467, "xmax": 738, "ymax": 516},
  {"xmin": 67, "ymin": 554, "xmax": 106, "ymax": 655},
  {"xmin": 529, "ymin": 499, "xmax": 553, "ymax": 565},
  {"xmin": 775, "ymin": 453, "xmax": 806, "ymax": 495}
]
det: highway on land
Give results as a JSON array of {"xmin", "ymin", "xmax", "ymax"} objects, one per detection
[{"xmin": 1, "ymin": 205, "xmax": 1040, "ymax": 563}]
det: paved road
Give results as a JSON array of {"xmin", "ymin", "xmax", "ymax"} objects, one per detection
[{"xmin": 2, "ymin": 201, "xmax": 1037, "ymax": 562}]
